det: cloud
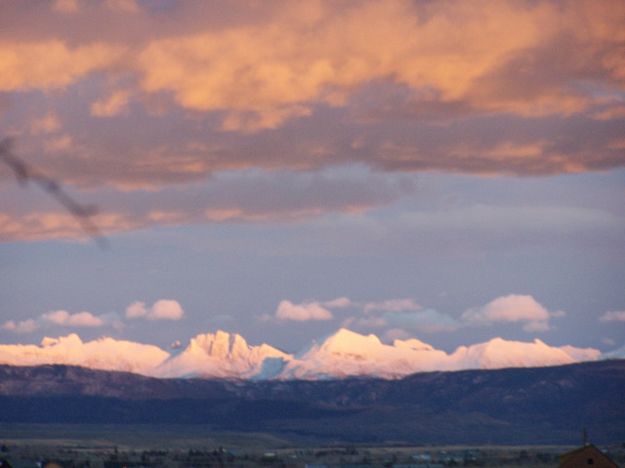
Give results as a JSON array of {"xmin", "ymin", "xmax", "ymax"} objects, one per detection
[
  {"xmin": 52, "ymin": 0, "xmax": 79, "ymax": 14},
  {"xmin": 125, "ymin": 299, "xmax": 184, "ymax": 321},
  {"xmin": 322, "ymin": 297, "xmax": 353, "ymax": 309},
  {"xmin": 104, "ymin": 0, "xmax": 140, "ymax": 14},
  {"xmin": 41, "ymin": 310, "xmax": 105, "ymax": 327},
  {"xmin": 268, "ymin": 296, "xmax": 381, "ymax": 323},
  {"xmin": 346, "ymin": 308, "xmax": 460, "ymax": 334},
  {"xmin": 461, "ymin": 294, "xmax": 562, "ymax": 332},
  {"xmin": 363, "ymin": 298, "xmax": 421, "ymax": 314},
  {"xmin": 340, "ymin": 297, "xmax": 459, "ymax": 334},
  {"xmin": 274, "ymin": 300, "xmax": 334, "ymax": 322},
  {"xmin": 0, "ymin": 40, "xmax": 122, "ymax": 91},
  {"xmin": 599, "ymin": 311, "xmax": 625, "ymax": 323},
  {"xmin": 132, "ymin": 1, "xmax": 625, "ymax": 126},
  {"xmin": 2, "ymin": 0, "xmax": 625, "ymax": 242},
  {"xmin": 0, "ymin": 168, "xmax": 417, "ymax": 241},
  {"xmin": 30, "ymin": 113, "xmax": 62, "ymax": 135},
  {"xmin": 2, "ymin": 309, "xmax": 115, "ymax": 334},
  {"xmin": 343, "ymin": 294, "xmax": 567, "ymax": 335},
  {"xmin": 1, "ymin": 319, "xmax": 39, "ymax": 334},
  {"xmin": 3, "ymin": 301, "xmax": 186, "ymax": 335},
  {"xmin": 90, "ymin": 90, "xmax": 131, "ymax": 117}
]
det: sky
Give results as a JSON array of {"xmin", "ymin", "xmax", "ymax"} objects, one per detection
[{"xmin": 1, "ymin": 0, "xmax": 624, "ymax": 355}]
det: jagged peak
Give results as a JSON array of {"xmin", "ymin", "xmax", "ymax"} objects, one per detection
[
  {"xmin": 0, "ymin": 329, "xmax": 605, "ymax": 380},
  {"xmin": 40, "ymin": 333, "xmax": 83, "ymax": 347},
  {"xmin": 186, "ymin": 330, "xmax": 249, "ymax": 356},
  {"xmin": 393, "ymin": 337, "xmax": 434, "ymax": 351}
]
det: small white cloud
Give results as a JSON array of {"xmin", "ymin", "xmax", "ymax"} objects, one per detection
[
  {"xmin": 275, "ymin": 300, "xmax": 333, "ymax": 321},
  {"xmin": 41, "ymin": 310, "xmax": 105, "ymax": 327},
  {"xmin": 66, "ymin": 311, "xmax": 105, "ymax": 327},
  {"xmin": 125, "ymin": 299, "xmax": 184, "ymax": 321},
  {"xmin": 461, "ymin": 294, "xmax": 560, "ymax": 332},
  {"xmin": 1, "ymin": 319, "xmax": 39, "ymax": 334},
  {"xmin": 150, "ymin": 300, "xmax": 184, "ymax": 320},
  {"xmin": 42, "ymin": 310, "xmax": 71, "ymax": 325},
  {"xmin": 125, "ymin": 301, "xmax": 147, "ymax": 319},
  {"xmin": 599, "ymin": 310, "xmax": 625, "ymax": 323}
]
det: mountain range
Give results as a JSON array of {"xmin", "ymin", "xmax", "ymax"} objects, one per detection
[
  {"xmin": 0, "ymin": 328, "xmax": 610, "ymax": 380},
  {"xmin": 0, "ymin": 359, "xmax": 623, "ymax": 444}
]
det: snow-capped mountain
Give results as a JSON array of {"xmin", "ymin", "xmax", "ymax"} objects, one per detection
[
  {"xmin": 153, "ymin": 330, "xmax": 290, "ymax": 379},
  {"xmin": 278, "ymin": 328, "xmax": 601, "ymax": 379},
  {"xmin": 0, "ymin": 334, "xmax": 169, "ymax": 375},
  {"xmin": 279, "ymin": 328, "xmax": 449, "ymax": 379},
  {"xmin": 0, "ymin": 328, "xmax": 607, "ymax": 380}
]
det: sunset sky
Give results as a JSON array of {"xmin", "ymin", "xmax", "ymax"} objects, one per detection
[{"xmin": 1, "ymin": 0, "xmax": 624, "ymax": 354}]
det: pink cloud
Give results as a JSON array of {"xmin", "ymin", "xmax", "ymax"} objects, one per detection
[
  {"xmin": 1, "ymin": 0, "xmax": 625, "ymax": 243},
  {"xmin": 275, "ymin": 300, "xmax": 334, "ymax": 322},
  {"xmin": 1, "ymin": 319, "xmax": 39, "ymax": 334},
  {"xmin": 461, "ymin": 294, "xmax": 563, "ymax": 332},
  {"xmin": 41, "ymin": 310, "xmax": 105, "ymax": 327},
  {"xmin": 125, "ymin": 299, "xmax": 184, "ymax": 321}
]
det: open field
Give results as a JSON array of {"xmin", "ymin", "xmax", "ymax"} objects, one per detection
[{"xmin": 1, "ymin": 424, "xmax": 624, "ymax": 467}]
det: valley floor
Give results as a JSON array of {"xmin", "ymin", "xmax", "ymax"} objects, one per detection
[{"xmin": 1, "ymin": 424, "xmax": 624, "ymax": 468}]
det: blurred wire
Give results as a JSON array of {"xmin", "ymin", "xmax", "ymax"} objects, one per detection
[{"xmin": 0, "ymin": 137, "xmax": 108, "ymax": 248}]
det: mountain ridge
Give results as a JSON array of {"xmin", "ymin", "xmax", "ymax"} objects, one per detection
[
  {"xmin": 0, "ymin": 359, "xmax": 623, "ymax": 444},
  {"xmin": 0, "ymin": 327, "xmax": 608, "ymax": 380}
]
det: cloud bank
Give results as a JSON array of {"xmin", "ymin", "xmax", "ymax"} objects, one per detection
[
  {"xmin": 337, "ymin": 294, "xmax": 564, "ymax": 335},
  {"xmin": 1, "ymin": 0, "xmax": 625, "ymax": 241},
  {"xmin": 1, "ymin": 299, "xmax": 183, "ymax": 335}
]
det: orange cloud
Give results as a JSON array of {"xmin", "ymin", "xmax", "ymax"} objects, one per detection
[
  {"xmin": 90, "ymin": 90, "xmax": 131, "ymax": 117},
  {"xmin": 1, "ymin": 0, "xmax": 624, "ymax": 241},
  {"xmin": 0, "ymin": 40, "xmax": 122, "ymax": 91},
  {"xmin": 131, "ymin": 0, "xmax": 625, "ymax": 129}
]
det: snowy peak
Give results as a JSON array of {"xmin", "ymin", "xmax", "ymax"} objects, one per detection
[
  {"xmin": 182, "ymin": 330, "xmax": 287, "ymax": 361},
  {"xmin": 153, "ymin": 330, "xmax": 291, "ymax": 379},
  {"xmin": 314, "ymin": 328, "xmax": 383, "ymax": 354},
  {"xmin": 284, "ymin": 329, "xmax": 447, "ymax": 379},
  {"xmin": 0, "ymin": 334, "xmax": 169, "ymax": 375},
  {"xmin": 448, "ymin": 337, "xmax": 601, "ymax": 370},
  {"xmin": 0, "ymin": 328, "xmax": 609, "ymax": 380},
  {"xmin": 186, "ymin": 331, "xmax": 252, "ymax": 360},
  {"xmin": 393, "ymin": 338, "xmax": 435, "ymax": 351}
]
